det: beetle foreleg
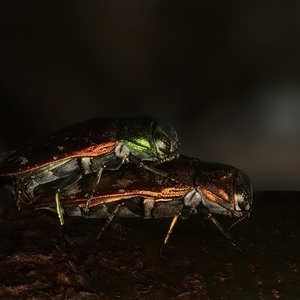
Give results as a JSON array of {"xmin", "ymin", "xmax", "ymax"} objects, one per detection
[
  {"xmin": 141, "ymin": 164, "xmax": 168, "ymax": 177},
  {"xmin": 129, "ymin": 154, "xmax": 168, "ymax": 177}
]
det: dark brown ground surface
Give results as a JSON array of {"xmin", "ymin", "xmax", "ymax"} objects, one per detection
[{"xmin": 0, "ymin": 188, "xmax": 299, "ymax": 300}]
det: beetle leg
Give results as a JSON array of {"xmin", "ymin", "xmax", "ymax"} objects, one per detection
[
  {"xmin": 54, "ymin": 172, "xmax": 83, "ymax": 225},
  {"xmin": 55, "ymin": 189, "xmax": 64, "ymax": 225},
  {"xmin": 14, "ymin": 180, "xmax": 22, "ymax": 209},
  {"xmin": 84, "ymin": 166, "xmax": 105, "ymax": 212},
  {"xmin": 141, "ymin": 164, "xmax": 168, "ymax": 177},
  {"xmin": 13, "ymin": 177, "xmax": 32, "ymax": 209},
  {"xmin": 129, "ymin": 155, "xmax": 168, "ymax": 177},
  {"xmin": 95, "ymin": 202, "xmax": 124, "ymax": 240},
  {"xmin": 163, "ymin": 206, "xmax": 194, "ymax": 244},
  {"xmin": 164, "ymin": 212, "xmax": 181, "ymax": 244}
]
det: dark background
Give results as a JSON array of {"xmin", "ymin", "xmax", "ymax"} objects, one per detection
[{"xmin": 1, "ymin": 2, "xmax": 300, "ymax": 191}]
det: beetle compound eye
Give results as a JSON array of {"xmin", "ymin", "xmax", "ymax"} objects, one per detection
[
  {"xmin": 154, "ymin": 119, "xmax": 180, "ymax": 156},
  {"xmin": 234, "ymin": 169, "xmax": 253, "ymax": 213},
  {"xmin": 154, "ymin": 132, "xmax": 171, "ymax": 154},
  {"xmin": 235, "ymin": 193, "xmax": 246, "ymax": 211},
  {"xmin": 235, "ymin": 187, "xmax": 251, "ymax": 212}
]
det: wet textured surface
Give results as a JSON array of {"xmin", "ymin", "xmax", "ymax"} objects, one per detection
[{"xmin": 0, "ymin": 189, "xmax": 299, "ymax": 299}]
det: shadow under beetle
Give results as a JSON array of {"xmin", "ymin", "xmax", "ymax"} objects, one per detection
[
  {"xmin": 0, "ymin": 116, "xmax": 180, "ymax": 225},
  {"xmin": 33, "ymin": 155, "xmax": 253, "ymax": 251}
]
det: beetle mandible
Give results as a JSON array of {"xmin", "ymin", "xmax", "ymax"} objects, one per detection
[
  {"xmin": 0, "ymin": 116, "xmax": 180, "ymax": 225},
  {"xmin": 33, "ymin": 156, "xmax": 253, "ymax": 251}
]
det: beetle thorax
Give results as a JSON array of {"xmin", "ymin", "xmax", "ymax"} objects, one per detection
[
  {"xmin": 114, "ymin": 142, "xmax": 131, "ymax": 160},
  {"xmin": 115, "ymin": 141, "xmax": 155, "ymax": 162}
]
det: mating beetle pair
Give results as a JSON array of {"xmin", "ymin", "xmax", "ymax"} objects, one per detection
[
  {"xmin": 0, "ymin": 116, "xmax": 253, "ymax": 250},
  {"xmin": 0, "ymin": 117, "xmax": 180, "ymax": 225}
]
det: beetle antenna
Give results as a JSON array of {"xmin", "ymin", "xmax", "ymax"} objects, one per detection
[
  {"xmin": 228, "ymin": 214, "xmax": 248, "ymax": 230},
  {"xmin": 205, "ymin": 212, "xmax": 246, "ymax": 254}
]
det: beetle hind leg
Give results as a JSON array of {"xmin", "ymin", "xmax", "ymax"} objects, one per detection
[
  {"xmin": 163, "ymin": 207, "xmax": 193, "ymax": 244},
  {"xmin": 164, "ymin": 212, "xmax": 181, "ymax": 244},
  {"xmin": 95, "ymin": 202, "xmax": 124, "ymax": 241}
]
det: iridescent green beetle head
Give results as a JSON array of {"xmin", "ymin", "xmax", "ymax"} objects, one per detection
[
  {"xmin": 120, "ymin": 117, "xmax": 180, "ymax": 163},
  {"xmin": 152, "ymin": 118, "xmax": 180, "ymax": 162}
]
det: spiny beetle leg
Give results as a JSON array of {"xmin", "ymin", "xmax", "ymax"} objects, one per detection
[{"xmin": 95, "ymin": 202, "xmax": 124, "ymax": 241}]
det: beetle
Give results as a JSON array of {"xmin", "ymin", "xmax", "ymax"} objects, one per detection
[
  {"xmin": 33, "ymin": 155, "xmax": 253, "ymax": 251},
  {"xmin": 0, "ymin": 116, "xmax": 180, "ymax": 225}
]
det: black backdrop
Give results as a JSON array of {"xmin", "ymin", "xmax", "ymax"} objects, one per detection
[{"xmin": 1, "ymin": 2, "xmax": 300, "ymax": 190}]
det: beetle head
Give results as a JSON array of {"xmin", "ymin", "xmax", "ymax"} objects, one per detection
[
  {"xmin": 152, "ymin": 119, "xmax": 180, "ymax": 162},
  {"xmin": 232, "ymin": 169, "xmax": 253, "ymax": 218},
  {"xmin": 193, "ymin": 161, "xmax": 253, "ymax": 219},
  {"xmin": 121, "ymin": 117, "xmax": 180, "ymax": 163}
]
